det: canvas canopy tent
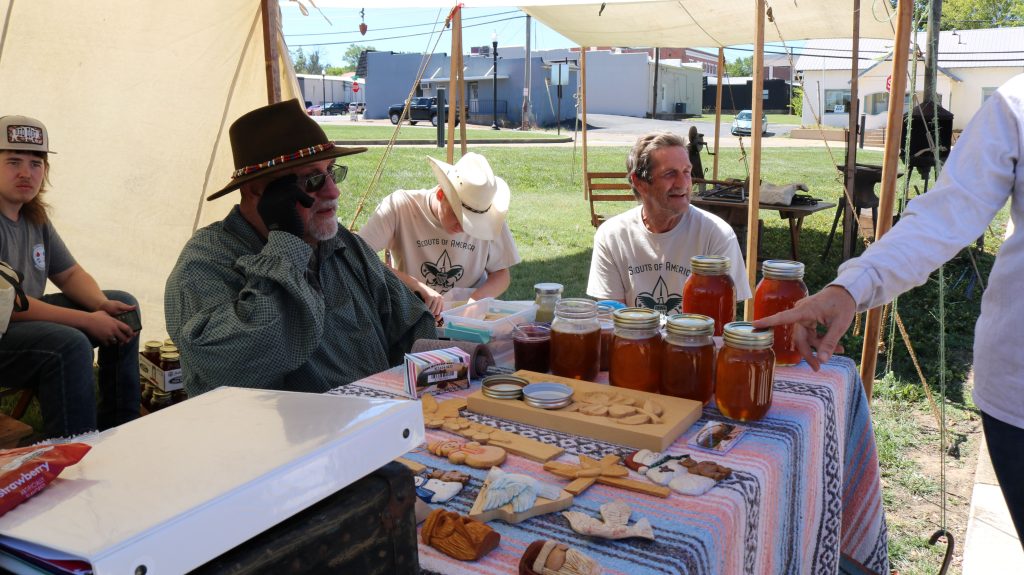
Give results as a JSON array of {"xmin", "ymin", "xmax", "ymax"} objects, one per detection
[{"xmin": 0, "ymin": 0, "xmax": 299, "ymax": 342}]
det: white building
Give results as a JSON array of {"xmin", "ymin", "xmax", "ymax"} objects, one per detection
[{"xmin": 795, "ymin": 27, "xmax": 1024, "ymax": 131}]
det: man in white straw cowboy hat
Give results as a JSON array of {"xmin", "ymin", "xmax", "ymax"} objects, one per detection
[
  {"xmin": 0, "ymin": 114, "xmax": 141, "ymax": 438},
  {"xmin": 358, "ymin": 152, "xmax": 520, "ymax": 317},
  {"xmin": 165, "ymin": 100, "xmax": 436, "ymax": 396}
]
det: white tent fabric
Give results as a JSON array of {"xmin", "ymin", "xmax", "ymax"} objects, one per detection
[
  {"xmin": 0, "ymin": 0, "xmax": 300, "ymax": 342},
  {"xmin": 519, "ymin": 0, "xmax": 898, "ymax": 48}
]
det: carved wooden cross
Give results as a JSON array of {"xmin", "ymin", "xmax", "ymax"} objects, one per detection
[{"xmin": 544, "ymin": 454, "xmax": 671, "ymax": 498}]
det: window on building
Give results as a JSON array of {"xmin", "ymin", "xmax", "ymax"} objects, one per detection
[
  {"xmin": 824, "ymin": 89, "xmax": 851, "ymax": 114},
  {"xmin": 864, "ymin": 91, "xmax": 942, "ymax": 115}
]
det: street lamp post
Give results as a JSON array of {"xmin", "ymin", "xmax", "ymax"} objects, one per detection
[
  {"xmin": 491, "ymin": 32, "xmax": 500, "ymax": 130},
  {"xmin": 322, "ymin": 69, "xmax": 327, "ymax": 110}
]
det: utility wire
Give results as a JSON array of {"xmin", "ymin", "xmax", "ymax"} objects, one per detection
[
  {"xmin": 290, "ymin": 15, "xmax": 523, "ymax": 48},
  {"xmin": 285, "ymin": 9, "xmax": 521, "ymax": 37}
]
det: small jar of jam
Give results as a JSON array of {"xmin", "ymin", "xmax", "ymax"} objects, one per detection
[
  {"xmin": 683, "ymin": 255, "xmax": 736, "ymax": 337},
  {"xmin": 141, "ymin": 382, "xmax": 155, "ymax": 413},
  {"xmin": 597, "ymin": 304, "xmax": 615, "ymax": 372},
  {"xmin": 142, "ymin": 340, "xmax": 163, "ymax": 365},
  {"xmin": 754, "ymin": 260, "xmax": 809, "ymax": 366},
  {"xmin": 160, "ymin": 351, "xmax": 181, "ymax": 372},
  {"xmin": 533, "ymin": 283, "xmax": 563, "ymax": 324},
  {"xmin": 158, "ymin": 344, "xmax": 178, "ymax": 358},
  {"xmin": 716, "ymin": 321, "xmax": 775, "ymax": 422},
  {"xmin": 150, "ymin": 389, "xmax": 174, "ymax": 411},
  {"xmin": 512, "ymin": 322, "xmax": 551, "ymax": 373},
  {"xmin": 661, "ymin": 313, "xmax": 716, "ymax": 404},
  {"xmin": 609, "ymin": 307, "xmax": 662, "ymax": 393},
  {"xmin": 171, "ymin": 389, "xmax": 189, "ymax": 404},
  {"xmin": 550, "ymin": 298, "xmax": 601, "ymax": 381}
]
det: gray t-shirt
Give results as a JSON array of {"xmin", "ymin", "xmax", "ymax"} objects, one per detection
[{"xmin": 0, "ymin": 214, "xmax": 76, "ymax": 298}]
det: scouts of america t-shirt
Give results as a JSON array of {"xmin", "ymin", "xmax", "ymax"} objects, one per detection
[
  {"xmin": 357, "ymin": 189, "xmax": 520, "ymax": 294},
  {"xmin": 587, "ymin": 205, "xmax": 751, "ymax": 315}
]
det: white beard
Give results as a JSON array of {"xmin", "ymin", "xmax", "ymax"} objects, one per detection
[{"xmin": 306, "ymin": 202, "xmax": 339, "ymax": 240}]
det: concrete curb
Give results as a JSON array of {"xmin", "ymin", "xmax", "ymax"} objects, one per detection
[{"xmin": 961, "ymin": 428, "xmax": 1023, "ymax": 573}]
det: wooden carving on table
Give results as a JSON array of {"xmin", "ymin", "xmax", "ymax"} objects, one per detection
[
  {"xmin": 427, "ymin": 439, "xmax": 507, "ymax": 468},
  {"xmin": 544, "ymin": 454, "xmax": 671, "ymax": 498},
  {"xmin": 421, "ymin": 394, "xmax": 564, "ymax": 462},
  {"xmin": 469, "ymin": 467, "xmax": 573, "ymax": 524}
]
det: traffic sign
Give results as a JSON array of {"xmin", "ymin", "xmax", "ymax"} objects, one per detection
[
  {"xmin": 353, "ymin": 82, "xmax": 360, "ymax": 93},
  {"xmin": 885, "ymin": 74, "xmax": 892, "ymax": 93}
]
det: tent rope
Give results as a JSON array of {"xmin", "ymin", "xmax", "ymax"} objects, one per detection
[{"xmin": 348, "ymin": 6, "xmax": 454, "ymax": 231}]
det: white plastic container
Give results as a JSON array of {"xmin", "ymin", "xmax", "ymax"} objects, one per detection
[{"xmin": 440, "ymin": 298, "xmax": 537, "ymax": 357}]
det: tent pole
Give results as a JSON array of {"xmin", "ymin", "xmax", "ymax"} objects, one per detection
[
  {"xmin": 582, "ymin": 47, "xmax": 589, "ymax": 198},
  {"xmin": 843, "ymin": 0, "xmax": 861, "ymax": 260},
  {"xmin": 261, "ymin": 0, "xmax": 281, "ymax": 104},
  {"xmin": 447, "ymin": 6, "xmax": 460, "ymax": 163},
  {"xmin": 860, "ymin": 0, "xmax": 913, "ymax": 397},
  {"xmin": 744, "ymin": 0, "xmax": 766, "ymax": 320},
  {"xmin": 713, "ymin": 48, "xmax": 724, "ymax": 180},
  {"xmin": 457, "ymin": 16, "xmax": 467, "ymax": 156}
]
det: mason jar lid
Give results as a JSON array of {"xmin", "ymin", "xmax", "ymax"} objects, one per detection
[
  {"xmin": 144, "ymin": 340, "xmax": 163, "ymax": 350},
  {"xmin": 159, "ymin": 344, "xmax": 178, "ymax": 354},
  {"xmin": 612, "ymin": 307, "xmax": 661, "ymax": 330},
  {"xmin": 762, "ymin": 259, "xmax": 805, "ymax": 280},
  {"xmin": 554, "ymin": 297, "xmax": 598, "ymax": 319},
  {"xmin": 690, "ymin": 254, "xmax": 731, "ymax": 275},
  {"xmin": 722, "ymin": 321, "xmax": 774, "ymax": 350},
  {"xmin": 534, "ymin": 282, "xmax": 564, "ymax": 295},
  {"xmin": 665, "ymin": 313, "xmax": 715, "ymax": 336},
  {"xmin": 159, "ymin": 351, "xmax": 181, "ymax": 361}
]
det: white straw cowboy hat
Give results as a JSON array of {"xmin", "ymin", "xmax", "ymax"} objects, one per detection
[{"xmin": 427, "ymin": 153, "xmax": 510, "ymax": 241}]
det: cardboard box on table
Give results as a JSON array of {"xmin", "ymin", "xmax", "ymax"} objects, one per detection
[
  {"xmin": 0, "ymin": 387, "xmax": 424, "ymax": 575},
  {"xmin": 138, "ymin": 354, "xmax": 183, "ymax": 392}
]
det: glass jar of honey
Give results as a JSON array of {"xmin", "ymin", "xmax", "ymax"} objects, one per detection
[
  {"xmin": 661, "ymin": 313, "xmax": 716, "ymax": 404},
  {"xmin": 513, "ymin": 322, "xmax": 551, "ymax": 373},
  {"xmin": 754, "ymin": 260, "xmax": 808, "ymax": 366},
  {"xmin": 608, "ymin": 308, "xmax": 662, "ymax": 392},
  {"xmin": 597, "ymin": 304, "xmax": 615, "ymax": 372},
  {"xmin": 716, "ymin": 321, "xmax": 775, "ymax": 422},
  {"xmin": 683, "ymin": 255, "xmax": 736, "ymax": 337},
  {"xmin": 550, "ymin": 298, "xmax": 601, "ymax": 381},
  {"xmin": 533, "ymin": 283, "xmax": 563, "ymax": 324},
  {"xmin": 142, "ymin": 340, "xmax": 163, "ymax": 365}
]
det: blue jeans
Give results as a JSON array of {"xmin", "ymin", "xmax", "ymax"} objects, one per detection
[
  {"xmin": 0, "ymin": 290, "xmax": 141, "ymax": 438},
  {"xmin": 982, "ymin": 410, "xmax": 1024, "ymax": 549}
]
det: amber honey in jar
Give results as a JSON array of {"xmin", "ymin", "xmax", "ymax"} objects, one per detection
[
  {"xmin": 597, "ymin": 304, "xmax": 615, "ymax": 372},
  {"xmin": 513, "ymin": 322, "xmax": 552, "ymax": 373},
  {"xmin": 142, "ymin": 340, "xmax": 163, "ymax": 365},
  {"xmin": 608, "ymin": 307, "xmax": 662, "ymax": 393},
  {"xmin": 754, "ymin": 260, "xmax": 808, "ymax": 366},
  {"xmin": 682, "ymin": 255, "xmax": 736, "ymax": 337},
  {"xmin": 550, "ymin": 298, "xmax": 601, "ymax": 381},
  {"xmin": 716, "ymin": 321, "xmax": 775, "ymax": 422},
  {"xmin": 661, "ymin": 313, "xmax": 716, "ymax": 405}
]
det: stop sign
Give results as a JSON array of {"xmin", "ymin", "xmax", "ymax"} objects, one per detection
[
  {"xmin": 353, "ymin": 82, "xmax": 360, "ymax": 93},
  {"xmin": 885, "ymin": 74, "xmax": 892, "ymax": 93}
]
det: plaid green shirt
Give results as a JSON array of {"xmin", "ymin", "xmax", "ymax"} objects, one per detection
[{"xmin": 165, "ymin": 206, "xmax": 436, "ymax": 396}]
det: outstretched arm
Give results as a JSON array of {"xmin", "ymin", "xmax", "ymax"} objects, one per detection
[
  {"xmin": 752, "ymin": 285, "xmax": 855, "ymax": 371},
  {"xmin": 469, "ymin": 268, "xmax": 510, "ymax": 302}
]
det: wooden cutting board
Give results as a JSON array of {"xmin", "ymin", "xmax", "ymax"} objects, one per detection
[{"xmin": 466, "ymin": 371, "xmax": 703, "ymax": 451}]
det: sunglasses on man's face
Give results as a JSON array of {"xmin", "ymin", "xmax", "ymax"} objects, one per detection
[{"xmin": 303, "ymin": 164, "xmax": 348, "ymax": 192}]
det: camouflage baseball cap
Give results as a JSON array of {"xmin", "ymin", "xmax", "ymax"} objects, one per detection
[{"xmin": 0, "ymin": 115, "xmax": 55, "ymax": 154}]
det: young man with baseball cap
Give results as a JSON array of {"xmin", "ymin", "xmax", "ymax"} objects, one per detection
[
  {"xmin": 357, "ymin": 152, "xmax": 520, "ymax": 317},
  {"xmin": 0, "ymin": 114, "xmax": 141, "ymax": 438},
  {"xmin": 165, "ymin": 99, "xmax": 436, "ymax": 396}
]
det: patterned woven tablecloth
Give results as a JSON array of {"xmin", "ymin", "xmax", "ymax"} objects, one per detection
[{"xmin": 329, "ymin": 355, "xmax": 888, "ymax": 575}]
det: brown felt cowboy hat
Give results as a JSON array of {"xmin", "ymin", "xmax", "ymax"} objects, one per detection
[{"xmin": 207, "ymin": 99, "xmax": 367, "ymax": 200}]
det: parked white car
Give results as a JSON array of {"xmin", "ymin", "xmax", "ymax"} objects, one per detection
[{"xmin": 731, "ymin": 110, "xmax": 768, "ymax": 136}]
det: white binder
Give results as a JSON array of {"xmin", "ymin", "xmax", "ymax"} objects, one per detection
[{"xmin": 0, "ymin": 387, "xmax": 424, "ymax": 574}]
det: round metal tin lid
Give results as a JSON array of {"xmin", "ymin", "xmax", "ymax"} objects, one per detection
[
  {"xmin": 534, "ymin": 282, "xmax": 564, "ymax": 295},
  {"xmin": 689, "ymin": 254, "xmax": 731, "ymax": 275},
  {"xmin": 524, "ymin": 396, "xmax": 573, "ymax": 410},
  {"xmin": 482, "ymin": 375, "xmax": 529, "ymax": 398},
  {"xmin": 522, "ymin": 382, "xmax": 574, "ymax": 402},
  {"xmin": 762, "ymin": 259, "xmax": 805, "ymax": 280},
  {"xmin": 612, "ymin": 307, "xmax": 661, "ymax": 329},
  {"xmin": 666, "ymin": 313, "xmax": 715, "ymax": 336},
  {"xmin": 722, "ymin": 321, "xmax": 774, "ymax": 349}
]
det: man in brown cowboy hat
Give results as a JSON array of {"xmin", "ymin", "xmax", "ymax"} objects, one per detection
[
  {"xmin": 357, "ymin": 152, "xmax": 520, "ymax": 317},
  {"xmin": 0, "ymin": 114, "xmax": 141, "ymax": 438},
  {"xmin": 165, "ymin": 99, "xmax": 436, "ymax": 396}
]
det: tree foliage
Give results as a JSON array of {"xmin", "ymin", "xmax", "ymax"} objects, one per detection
[
  {"xmin": 726, "ymin": 56, "xmax": 753, "ymax": 77},
  {"xmin": 291, "ymin": 47, "xmax": 327, "ymax": 74},
  {"xmin": 341, "ymin": 44, "xmax": 374, "ymax": 73},
  {"xmin": 914, "ymin": 0, "xmax": 1024, "ymax": 30}
]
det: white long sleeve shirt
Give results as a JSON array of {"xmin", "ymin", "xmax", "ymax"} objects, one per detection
[{"xmin": 833, "ymin": 74, "xmax": 1024, "ymax": 429}]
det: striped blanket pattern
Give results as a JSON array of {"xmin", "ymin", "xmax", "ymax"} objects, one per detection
[{"xmin": 331, "ymin": 355, "xmax": 888, "ymax": 575}]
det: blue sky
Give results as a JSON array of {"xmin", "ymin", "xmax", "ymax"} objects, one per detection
[{"xmin": 280, "ymin": 5, "xmax": 769, "ymax": 71}]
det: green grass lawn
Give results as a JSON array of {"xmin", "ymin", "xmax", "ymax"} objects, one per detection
[{"xmin": 321, "ymin": 124, "xmax": 567, "ymax": 141}]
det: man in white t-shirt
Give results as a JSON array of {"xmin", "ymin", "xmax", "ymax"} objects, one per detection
[
  {"xmin": 587, "ymin": 131, "xmax": 750, "ymax": 314},
  {"xmin": 358, "ymin": 153, "xmax": 520, "ymax": 316}
]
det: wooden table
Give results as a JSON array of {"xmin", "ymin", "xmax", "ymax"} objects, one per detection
[
  {"xmin": 332, "ymin": 356, "xmax": 889, "ymax": 575},
  {"xmin": 692, "ymin": 196, "xmax": 837, "ymax": 261}
]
